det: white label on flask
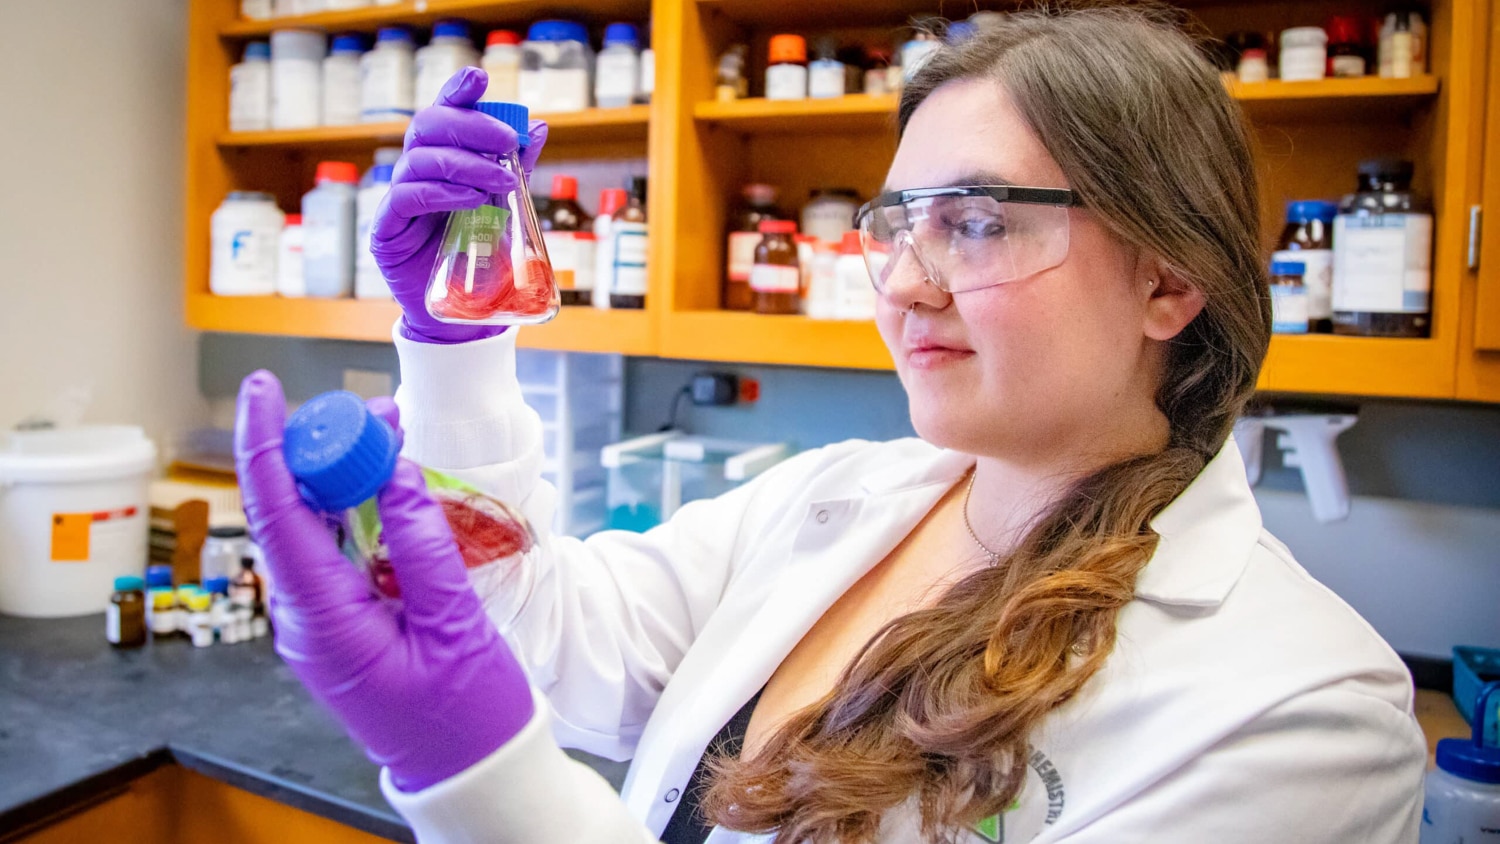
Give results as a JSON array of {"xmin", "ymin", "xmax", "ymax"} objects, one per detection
[
  {"xmin": 808, "ymin": 62, "xmax": 845, "ymax": 99},
  {"xmin": 322, "ymin": 57, "xmax": 363, "ymax": 126},
  {"xmin": 229, "ymin": 62, "xmax": 271, "ymax": 131},
  {"xmin": 106, "ymin": 604, "xmax": 122, "ymax": 643},
  {"xmin": 750, "ymin": 263, "xmax": 800, "ymax": 293},
  {"xmin": 1270, "ymin": 285, "xmax": 1310, "ymax": 333},
  {"xmin": 595, "ymin": 52, "xmax": 639, "ymax": 104},
  {"xmin": 1332, "ymin": 215, "xmax": 1432, "ymax": 313},
  {"xmin": 611, "ymin": 223, "xmax": 649, "ymax": 295},
  {"xmin": 727, "ymin": 231, "xmax": 764, "ymax": 281},
  {"xmin": 544, "ymin": 231, "xmax": 581, "ymax": 290},
  {"xmin": 1272, "ymin": 248, "xmax": 1333, "ymax": 320},
  {"xmin": 765, "ymin": 64, "xmax": 808, "ymax": 100}
]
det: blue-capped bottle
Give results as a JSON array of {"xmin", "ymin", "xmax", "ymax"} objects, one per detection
[
  {"xmin": 425, "ymin": 101, "xmax": 558, "ymax": 326},
  {"xmin": 1421, "ymin": 681, "xmax": 1500, "ymax": 842},
  {"xmin": 282, "ymin": 391, "xmax": 538, "ymax": 604}
]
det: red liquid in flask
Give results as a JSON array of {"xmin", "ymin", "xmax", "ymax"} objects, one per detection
[{"xmin": 430, "ymin": 255, "xmax": 557, "ymax": 322}]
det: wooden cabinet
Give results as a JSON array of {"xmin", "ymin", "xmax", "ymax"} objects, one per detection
[
  {"xmin": 1458, "ymin": 0, "xmax": 1500, "ymax": 400},
  {"xmin": 185, "ymin": 0, "xmax": 1497, "ymax": 401}
]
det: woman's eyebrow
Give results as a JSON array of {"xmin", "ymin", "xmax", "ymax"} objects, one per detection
[{"xmin": 878, "ymin": 171, "xmax": 1020, "ymax": 193}]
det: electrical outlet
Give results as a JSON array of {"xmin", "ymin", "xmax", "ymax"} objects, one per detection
[{"xmin": 343, "ymin": 368, "xmax": 393, "ymax": 400}]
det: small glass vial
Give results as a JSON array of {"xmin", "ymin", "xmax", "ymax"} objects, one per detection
[
  {"xmin": 765, "ymin": 35, "xmax": 807, "ymax": 101},
  {"xmin": 107, "ymin": 576, "xmax": 147, "ymax": 648},
  {"xmin": 1273, "ymin": 201, "xmax": 1337, "ymax": 333},
  {"xmin": 1332, "ymin": 158, "xmax": 1432, "ymax": 337},
  {"xmin": 751, "ymin": 220, "xmax": 802, "ymax": 315},
  {"xmin": 426, "ymin": 102, "xmax": 559, "ymax": 326},
  {"xmin": 1268, "ymin": 261, "xmax": 1309, "ymax": 334},
  {"xmin": 149, "ymin": 589, "xmax": 180, "ymax": 640}
]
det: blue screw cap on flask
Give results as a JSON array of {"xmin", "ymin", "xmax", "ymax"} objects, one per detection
[
  {"xmin": 1436, "ymin": 680, "xmax": 1500, "ymax": 784},
  {"xmin": 283, "ymin": 390, "xmax": 400, "ymax": 512},
  {"xmin": 474, "ymin": 102, "xmax": 531, "ymax": 147}
]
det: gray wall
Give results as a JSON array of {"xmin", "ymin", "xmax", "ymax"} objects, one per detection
[
  {"xmin": 200, "ymin": 334, "xmax": 1500, "ymax": 658},
  {"xmin": 0, "ymin": 0, "xmax": 206, "ymax": 449}
]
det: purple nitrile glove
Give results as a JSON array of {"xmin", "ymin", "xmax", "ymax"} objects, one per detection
[
  {"xmin": 371, "ymin": 66, "xmax": 550, "ymax": 344},
  {"xmin": 235, "ymin": 370, "xmax": 536, "ymax": 793}
]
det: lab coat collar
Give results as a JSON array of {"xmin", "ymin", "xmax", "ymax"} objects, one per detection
[{"xmin": 857, "ymin": 439, "xmax": 1260, "ymax": 609}]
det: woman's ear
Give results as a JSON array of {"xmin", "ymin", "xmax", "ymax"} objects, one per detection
[{"xmin": 1141, "ymin": 257, "xmax": 1206, "ymax": 341}]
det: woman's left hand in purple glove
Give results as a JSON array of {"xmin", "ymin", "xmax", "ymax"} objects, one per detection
[{"xmin": 235, "ymin": 370, "xmax": 536, "ymax": 793}]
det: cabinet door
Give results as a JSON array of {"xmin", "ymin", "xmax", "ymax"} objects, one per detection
[{"xmin": 1476, "ymin": 0, "xmax": 1500, "ymax": 351}]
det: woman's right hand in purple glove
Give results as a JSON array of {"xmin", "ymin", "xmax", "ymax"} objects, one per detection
[
  {"xmin": 371, "ymin": 67, "xmax": 549, "ymax": 344},
  {"xmin": 235, "ymin": 370, "xmax": 537, "ymax": 793}
]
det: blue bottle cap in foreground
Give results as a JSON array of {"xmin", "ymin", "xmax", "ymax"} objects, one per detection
[
  {"xmin": 475, "ymin": 102, "xmax": 531, "ymax": 147},
  {"xmin": 283, "ymin": 390, "xmax": 399, "ymax": 512},
  {"xmin": 1436, "ymin": 681, "xmax": 1500, "ymax": 784}
]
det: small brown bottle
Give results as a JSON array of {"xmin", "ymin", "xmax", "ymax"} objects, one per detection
[
  {"xmin": 541, "ymin": 175, "xmax": 594, "ymax": 306},
  {"xmin": 724, "ymin": 184, "xmax": 783, "ymax": 311},
  {"xmin": 751, "ymin": 220, "xmax": 802, "ymax": 315},
  {"xmin": 230, "ymin": 556, "xmax": 264, "ymax": 616},
  {"xmin": 107, "ymin": 576, "xmax": 147, "ymax": 648}
]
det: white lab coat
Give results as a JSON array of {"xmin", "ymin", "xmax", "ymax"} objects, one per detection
[{"xmin": 381, "ymin": 330, "xmax": 1426, "ymax": 843}]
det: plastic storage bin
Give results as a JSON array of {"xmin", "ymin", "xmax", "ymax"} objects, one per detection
[
  {"xmin": 602, "ymin": 432, "xmax": 791, "ymax": 531},
  {"xmin": 1456, "ymin": 646, "xmax": 1500, "ymax": 745},
  {"xmin": 0, "ymin": 427, "xmax": 157, "ymax": 617},
  {"xmin": 515, "ymin": 348, "xmax": 623, "ymax": 536}
]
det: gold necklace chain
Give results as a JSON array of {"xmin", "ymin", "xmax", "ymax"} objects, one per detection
[{"xmin": 962, "ymin": 469, "xmax": 1003, "ymax": 567}]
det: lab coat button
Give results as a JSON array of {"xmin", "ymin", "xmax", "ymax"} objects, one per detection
[
  {"xmin": 815, "ymin": 509, "xmax": 830, "ymax": 524},
  {"xmin": 665, "ymin": 788, "xmax": 680, "ymax": 803}
]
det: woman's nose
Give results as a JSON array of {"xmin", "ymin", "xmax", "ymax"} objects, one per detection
[{"xmin": 878, "ymin": 237, "xmax": 950, "ymax": 312}]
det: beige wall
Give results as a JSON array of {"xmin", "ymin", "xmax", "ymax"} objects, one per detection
[{"xmin": 0, "ymin": 0, "xmax": 205, "ymax": 452}]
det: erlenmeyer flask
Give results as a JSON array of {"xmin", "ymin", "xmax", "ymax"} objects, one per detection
[{"xmin": 425, "ymin": 101, "xmax": 559, "ymax": 326}]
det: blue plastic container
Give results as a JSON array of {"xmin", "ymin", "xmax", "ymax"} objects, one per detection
[{"xmin": 1455, "ymin": 646, "xmax": 1500, "ymax": 745}]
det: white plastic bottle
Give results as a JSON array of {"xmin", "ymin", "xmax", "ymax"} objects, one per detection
[
  {"xmin": 637, "ymin": 46, "xmax": 654, "ymax": 104},
  {"xmin": 834, "ymin": 231, "xmax": 876, "ymax": 320},
  {"xmin": 594, "ymin": 23, "xmax": 640, "ymax": 108},
  {"xmin": 361, "ymin": 27, "xmax": 416, "ymax": 122},
  {"xmin": 808, "ymin": 37, "xmax": 845, "ymax": 99},
  {"xmin": 270, "ymin": 29, "xmax": 326, "ymax": 129},
  {"xmin": 481, "ymin": 30, "xmax": 522, "ymax": 102},
  {"xmin": 211, "ymin": 191, "xmax": 284, "ymax": 296},
  {"xmin": 414, "ymin": 19, "xmax": 481, "ymax": 110},
  {"xmin": 355, "ymin": 164, "xmax": 395, "ymax": 299},
  {"xmin": 519, "ymin": 19, "xmax": 594, "ymax": 113},
  {"xmin": 229, "ymin": 41, "xmax": 272, "ymax": 132},
  {"xmin": 277, "ymin": 214, "xmax": 306, "ymax": 297},
  {"xmin": 302, "ymin": 161, "xmax": 359, "ymax": 298},
  {"xmin": 1420, "ymin": 683, "xmax": 1500, "ymax": 843},
  {"xmin": 321, "ymin": 34, "xmax": 365, "ymax": 126}
]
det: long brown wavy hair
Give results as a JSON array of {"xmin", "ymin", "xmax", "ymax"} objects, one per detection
[{"xmin": 701, "ymin": 5, "xmax": 1271, "ymax": 842}]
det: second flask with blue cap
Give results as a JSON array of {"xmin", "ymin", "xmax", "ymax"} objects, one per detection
[{"xmin": 425, "ymin": 101, "xmax": 559, "ymax": 326}]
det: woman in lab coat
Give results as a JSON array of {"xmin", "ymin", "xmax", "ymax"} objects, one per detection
[{"xmin": 236, "ymin": 6, "xmax": 1426, "ymax": 843}]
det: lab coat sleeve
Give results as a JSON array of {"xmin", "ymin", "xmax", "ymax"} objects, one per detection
[
  {"xmin": 1056, "ymin": 683, "xmax": 1426, "ymax": 844},
  {"xmin": 381, "ymin": 690, "xmax": 660, "ymax": 844},
  {"xmin": 393, "ymin": 327, "xmax": 857, "ymax": 760}
]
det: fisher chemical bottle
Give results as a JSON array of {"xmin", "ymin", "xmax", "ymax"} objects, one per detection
[
  {"xmin": 355, "ymin": 164, "xmax": 395, "ymax": 299},
  {"xmin": 425, "ymin": 103, "xmax": 558, "ymax": 325},
  {"xmin": 361, "ymin": 27, "xmax": 416, "ymax": 122},
  {"xmin": 752, "ymin": 220, "xmax": 801, "ymax": 315},
  {"xmin": 609, "ymin": 178, "xmax": 650, "ymax": 310},
  {"xmin": 414, "ymin": 19, "xmax": 481, "ymax": 110},
  {"xmin": 595, "ymin": 23, "xmax": 642, "ymax": 109},
  {"xmin": 540, "ymin": 175, "xmax": 595, "ymax": 306},
  {"xmin": 1273, "ymin": 201, "xmax": 1336, "ymax": 333},
  {"xmin": 211, "ymin": 191, "xmax": 284, "ymax": 296},
  {"xmin": 481, "ymin": 30, "xmax": 522, "ymax": 102},
  {"xmin": 1331, "ymin": 159, "xmax": 1432, "ymax": 337},
  {"xmin": 228, "ymin": 41, "xmax": 271, "ymax": 132},
  {"xmin": 302, "ymin": 161, "xmax": 359, "ymax": 298},
  {"xmin": 283, "ymin": 391, "xmax": 540, "ymax": 608},
  {"xmin": 592, "ymin": 188, "xmax": 629, "ymax": 311},
  {"xmin": 321, "ymin": 34, "xmax": 365, "ymax": 126}
]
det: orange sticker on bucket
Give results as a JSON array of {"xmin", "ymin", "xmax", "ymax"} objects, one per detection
[{"xmin": 51, "ymin": 513, "xmax": 92, "ymax": 561}]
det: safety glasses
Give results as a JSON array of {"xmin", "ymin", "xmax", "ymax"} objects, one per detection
[{"xmin": 854, "ymin": 185, "xmax": 1081, "ymax": 295}]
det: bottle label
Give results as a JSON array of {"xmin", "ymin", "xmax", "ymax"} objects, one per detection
[
  {"xmin": 765, "ymin": 64, "xmax": 808, "ymax": 100},
  {"xmin": 1332, "ymin": 214, "xmax": 1432, "ymax": 314},
  {"xmin": 611, "ymin": 224, "xmax": 649, "ymax": 295},
  {"xmin": 595, "ymin": 52, "xmax": 639, "ymax": 103},
  {"xmin": 1272, "ymin": 248, "xmax": 1333, "ymax": 320},
  {"xmin": 229, "ymin": 63, "xmax": 271, "ymax": 131},
  {"xmin": 360, "ymin": 51, "xmax": 415, "ymax": 118},
  {"xmin": 544, "ymin": 231, "xmax": 582, "ymax": 290},
  {"xmin": 1270, "ymin": 285, "xmax": 1310, "ymax": 333},
  {"xmin": 106, "ymin": 604, "xmax": 121, "ymax": 643},
  {"xmin": 808, "ymin": 63, "xmax": 845, "ymax": 98},
  {"xmin": 322, "ymin": 58, "xmax": 363, "ymax": 125},
  {"xmin": 727, "ymin": 231, "xmax": 764, "ymax": 281},
  {"xmin": 750, "ymin": 263, "xmax": 801, "ymax": 293},
  {"xmin": 1330, "ymin": 54, "xmax": 1367, "ymax": 78},
  {"xmin": 439, "ymin": 206, "xmax": 510, "ymax": 271},
  {"xmin": 152, "ymin": 608, "xmax": 177, "ymax": 635}
]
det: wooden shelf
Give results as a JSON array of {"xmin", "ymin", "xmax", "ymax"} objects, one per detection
[
  {"xmin": 1231, "ymin": 75, "xmax": 1441, "ymax": 121},
  {"xmin": 1261, "ymin": 332, "xmax": 1455, "ymax": 399},
  {"xmin": 661, "ymin": 310, "xmax": 892, "ymax": 369},
  {"xmin": 221, "ymin": 0, "xmax": 649, "ymax": 37},
  {"xmin": 186, "ymin": 294, "xmax": 657, "ymax": 355},
  {"xmin": 218, "ymin": 106, "xmax": 651, "ymax": 149},
  {"xmin": 693, "ymin": 95, "xmax": 899, "ymax": 134}
]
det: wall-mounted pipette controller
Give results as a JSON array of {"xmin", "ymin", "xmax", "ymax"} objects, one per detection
[{"xmin": 1234, "ymin": 409, "xmax": 1358, "ymax": 523}]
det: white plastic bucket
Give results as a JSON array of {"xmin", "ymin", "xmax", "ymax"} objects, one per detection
[{"xmin": 0, "ymin": 427, "xmax": 157, "ymax": 617}]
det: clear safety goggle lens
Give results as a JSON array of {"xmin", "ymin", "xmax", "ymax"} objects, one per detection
[{"xmin": 858, "ymin": 194, "xmax": 1072, "ymax": 295}]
